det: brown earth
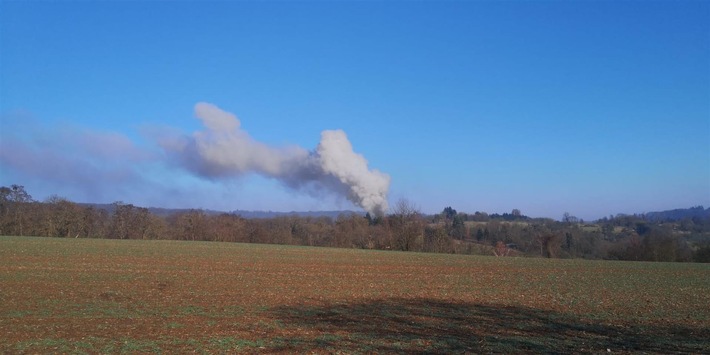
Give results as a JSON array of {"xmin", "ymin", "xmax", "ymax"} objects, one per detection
[{"xmin": 1, "ymin": 237, "xmax": 708, "ymax": 353}]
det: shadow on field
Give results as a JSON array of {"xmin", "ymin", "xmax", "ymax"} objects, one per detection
[{"xmin": 268, "ymin": 298, "xmax": 709, "ymax": 353}]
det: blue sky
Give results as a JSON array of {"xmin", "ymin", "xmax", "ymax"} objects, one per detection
[{"xmin": 1, "ymin": 1, "xmax": 708, "ymax": 220}]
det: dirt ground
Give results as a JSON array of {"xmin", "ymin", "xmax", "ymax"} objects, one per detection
[{"xmin": 1, "ymin": 236, "xmax": 708, "ymax": 353}]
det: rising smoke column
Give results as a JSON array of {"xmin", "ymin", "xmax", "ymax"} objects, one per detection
[
  {"xmin": 162, "ymin": 102, "xmax": 390, "ymax": 216},
  {"xmin": 315, "ymin": 130, "xmax": 390, "ymax": 216}
]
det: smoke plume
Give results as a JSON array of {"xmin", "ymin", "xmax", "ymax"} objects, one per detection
[{"xmin": 162, "ymin": 102, "xmax": 390, "ymax": 215}]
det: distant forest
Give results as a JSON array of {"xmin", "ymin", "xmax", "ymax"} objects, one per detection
[{"xmin": 2, "ymin": 184, "xmax": 709, "ymax": 263}]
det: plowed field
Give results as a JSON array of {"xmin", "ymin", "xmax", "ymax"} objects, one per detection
[{"xmin": 1, "ymin": 236, "xmax": 708, "ymax": 353}]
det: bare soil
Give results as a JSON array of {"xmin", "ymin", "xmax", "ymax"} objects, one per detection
[{"xmin": 1, "ymin": 236, "xmax": 708, "ymax": 353}]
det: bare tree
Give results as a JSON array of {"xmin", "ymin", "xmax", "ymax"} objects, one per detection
[
  {"xmin": 424, "ymin": 225, "xmax": 452, "ymax": 253},
  {"xmin": 43, "ymin": 195, "xmax": 82, "ymax": 238},
  {"xmin": 390, "ymin": 198, "xmax": 425, "ymax": 252},
  {"xmin": 563, "ymin": 212, "xmax": 579, "ymax": 224},
  {"xmin": 3, "ymin": 185, "xmax": 34, "ymax": 236},
  {"xmin": 493, "ymin": 241, "xmax": 509, "ymax": 257},
  {"xmin": 335, "ymin": 214, "xmax": 370, "ymax": 249},
  {"xmin": 392, "ymin": 198, "xmax": 419, "ymax": 219}
]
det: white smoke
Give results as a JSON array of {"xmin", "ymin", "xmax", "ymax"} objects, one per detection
[
  {"xmin": 162, "ymin": 102, "xmax": 390, "ymax": 216},
  {"xmin": 316, "ymin": 130, "xmax": 390, "ymax": 216}
]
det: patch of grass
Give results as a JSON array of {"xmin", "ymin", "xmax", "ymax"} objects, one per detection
[
  {"xmin": 119, "ymin": 339, "xmax": 161, "ymax": 354},
  {"xmin": 5, "ymin": 309, "xmax": 34, "ymax": 318},
  {"xmin": 165, "ymin": 321, "xmax": 183, "ymax": 329},
  {"xmin": 14, "ymin": 338, "xmax": 94, "ymax": 354},
  {"xmin": 315, "ymin": 333, "xmax": 343, "ymax": 347},
  {"xmin": 208, "ymin": 337, "xmax": 265, "ymax": 350},
  {"xmin": 255, "ymin": 319, "xmax": 285, "ymax": 331},
  {"xmin": 208, "ymin": 337, "xmax": 239, "ymax": 351},
  {"xmin": 179, "ymin": 305, "xmax": 207, "ymax": 316}
]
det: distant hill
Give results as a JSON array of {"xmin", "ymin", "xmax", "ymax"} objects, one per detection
[
  {"xmin": 78, "ymin": 203, "xmax": 360, "ymax": 219},
  {"xmin": 231, "ymin": 210, "xmax": 362, "ymax": 219},
  {"xmin": 644, "ymin": 206, "xmax": 710, "ymax": 222},
  {"xmin": 77, "ymin": 203, "xmax": 709, "ymax": 222}
]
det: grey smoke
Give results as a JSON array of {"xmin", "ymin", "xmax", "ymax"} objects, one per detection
[{"xmin": 162, "ymin": 102, "xmax": 390, "ymax": 215}]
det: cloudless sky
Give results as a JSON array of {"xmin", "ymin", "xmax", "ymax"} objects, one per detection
[{"xmin": 1, "ymin": 1, "xmax": 709, "ymax": 220}]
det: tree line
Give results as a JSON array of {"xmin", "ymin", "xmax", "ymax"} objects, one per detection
[{"xmin": 2, "ymin": 185, "xmax": 709, "ymax": 262}]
